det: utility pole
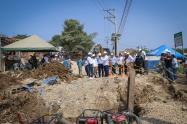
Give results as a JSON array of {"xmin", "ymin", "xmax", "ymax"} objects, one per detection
[{"xmin": 104, "ymin": 9, "xmax": 118, "ymax": 56}]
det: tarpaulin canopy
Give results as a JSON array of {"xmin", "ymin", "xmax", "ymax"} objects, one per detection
[
  {"xmin": 147, "ymin": 45, "xmax": 185, "ymax": 59},
  {"xmin": 2, "ymin": 35, "xmax": 57, "ymax": 51}
]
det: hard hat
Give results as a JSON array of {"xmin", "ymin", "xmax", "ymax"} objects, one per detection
[
  {"xmin": 92, "ymin": 54, "xmax": 95, "ymax": 57},
  {"xmin": 98, "ymin": 53, "xmax": 101, "ymax": 56},
  {"xmin": 88, "ymin": 52, "xmax": 92, "ymax": 55},
  {"xmin": 111, "ymin": 53, "xmax": 114, "ymax": 55},
  {"xmin": 127, "ymin": 52, "xmax": 130, "ymax": 55},
  {"xmin": 124, "ymin": 51, "xmax": 127, "ymax": 54},
  {"xmin": 164, "ymin": 49, "xmax": 171, "ymax": 53},
  {"xmin": 103, "ymin": 51, "xmax": 107, "ymax": 54}
]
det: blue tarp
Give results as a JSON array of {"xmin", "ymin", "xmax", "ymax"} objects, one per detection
[
  {"xmin": 145, "ymin": 60, "xmax": 160, "ymax": 70},
  {"xmin": 147, "ymin": 45, "xmax": 185, "ymax": 59},
  {"xmin": 43, "ymin": 76, "xmax": 59, "ymax": 85}
]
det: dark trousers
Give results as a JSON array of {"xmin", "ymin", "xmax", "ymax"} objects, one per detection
[
  {"xmin": 104, "ymin": 65, "xmax": 109, "ymax": 77},
  {"xmin": 118, "ymin": 64, "xmax": 123, "ymax": 75},
  {"xmin": 98, "ymin": 64, "xmax": 104, "ymax": 77},
  {"xmin": 85, "ymin": 65, "xmax": 89, "ymax": 76},
  {"xmin": 88, "ymin": 64, "xmax": 93, "ymax": 77},
  {"xmin": 112, "ymin": 64, "xmax": 116, "ymax": 74},
  {"xmin": 124, "ymin": 64, "xmax": 127, "ymax": 74},
  {"xmin": 172, "ymin": 68, "xmax": 177, "ymax": 80},
  {"xmin": 166, "ymin": 67, "xmax": 173, "ymax": 80}
]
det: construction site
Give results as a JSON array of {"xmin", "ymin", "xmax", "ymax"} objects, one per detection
[
  {"xmin": 0, "ymin": 61, "xmax": 186, "ymax": 123},
  {"xmin": 0, "ymin": 0, "xmax": 187, "ymax": 124}
]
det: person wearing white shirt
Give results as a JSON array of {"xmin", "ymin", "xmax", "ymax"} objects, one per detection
[
  {"xmin": 124, "ymin": 52, "xmax": 134, "ymax": 74},
  {"xmin": 92, "ymin": 54, "xmax": 98, "ymax": 78},
  {"xmin": 117, "ymin": 53, "xmax": 124, "ymax": 75},
  {"xmin": 102, "ymin": 51, "xmax": 109, "ymax": 77},
  {"xmin": 110, "ymin": 53, "xmax": 117, "ymax": 74},
  {"xmin": 84, "ymin": 57, "xmax": 89, "ymax": 76},
  {"xmin": 97, "ymin": 53, "xmax": 104, "ymax": 77},
  {"xmin": 87, "ymin": 52, "xmax": 93, "ymax": 78}
]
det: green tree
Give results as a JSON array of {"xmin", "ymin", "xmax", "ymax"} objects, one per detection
[{"xmin": 51, "ymin": 19, "xmax": 95, "ymax": 54}]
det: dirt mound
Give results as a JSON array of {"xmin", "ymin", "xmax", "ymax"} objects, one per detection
[
  {"xmin": 0, "ymin": 73, "xmax": 20, "ymax": 91},
  {"xmin": 0, "ymin": 91, "xmax": 49, "ymax": 123},
  {"xmin": 135, "ymin": 85, "xmax": 156, "ymax": 104},
  {"xmin": 20, "ymin": 62, "xmax": 77, "ymax": 81}
]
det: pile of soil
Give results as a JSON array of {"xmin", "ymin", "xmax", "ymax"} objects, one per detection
[
  {"xmin": 0, "ymin": 73, "xmax": 20, "ymax": 91},
  {"xmin": 0, "ymin": 91, "xmax": 49, "ymax": 123},
  {"xmin": 135, "ymin": 85, "xmax": 156, "ymax": 104},
  {"xmin": 20, "ymin": 62, "xmax": 77, "ymax": 81}
]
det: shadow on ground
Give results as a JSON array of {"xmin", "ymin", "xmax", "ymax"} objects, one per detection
[{"xmin": 142, "ymin": 117, "xmax": 174, "ymax": 124}]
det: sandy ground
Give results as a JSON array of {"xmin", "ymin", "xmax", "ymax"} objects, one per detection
[
  {"xmin": 40, "ymin": 72, "xmax": 187, "ymax": 123},
  {"xmin": 0, "ymin": 61, "xmax": 187, "ymax": 123}
]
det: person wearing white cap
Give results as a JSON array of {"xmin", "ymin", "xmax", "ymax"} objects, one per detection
[
  {"xmin": 92, "ymin": 54, "xmax": 98, "ymax": 78},
  {"xmin": 97, "ymin": 53, "xmax": 104, "ymax": 77},
  {"xmin": 102, "ymin": 51, "xmax": 109, "ymax": 77},
  {"xmin": 117, "ymin": 53, "xmax": 124, "ymax": 75},
  {"xmin": 110, "ymin": 53, "xmax": 117, "ymax": 74},
  {"xmin": 164, "ymin": 50, "xmax": 173, "ymax": 80},
  {"xmin": 87, "ymin": 52, "xmax": 94, "ymax": 79},
  {"xmin": 138, "ymin": 49, "xmax": 147, "ymax": 73},
  {"xmin": 124, "ymin": 52, "xmax": 134, "ymax": 74}
]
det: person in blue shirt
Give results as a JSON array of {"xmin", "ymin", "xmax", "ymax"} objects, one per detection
[
  {"xmin": 63, "ymin": 56, "xmax": 71, "ymax": 70},
  {"xmin": 77, "ymin": 55, "xmax": 83, "ymax": 76}
]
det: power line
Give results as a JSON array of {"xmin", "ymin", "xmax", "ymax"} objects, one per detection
[
  {"xmin": 90, "ymin": 0, "xmax": 105, "ymax": 16},
  {"xmin": 96, "ymin": 0, "xmax": 105, "ymax": 10},
  {"xmin": 118, "ymin": 0, "xmax": 133, "ymax": 34}
]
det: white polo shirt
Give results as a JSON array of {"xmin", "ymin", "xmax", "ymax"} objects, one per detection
[
  {"xmin": 102, "ymin": 55, "xmax": 109, "ymax": 66},
  {"xmin": 125, "ymin": 55, "xmax": 134, "ymax": 64},
  {"xmin": 111, "ymin": 56, "xmax": 117, "ymax": 65},
  {"xmin": 117, "ymin": 56, "xmax": 124, "ymax": 65},
  {"xmin": 87, "ymin": 56, "xmax": 93, "ymax": 64},
  {"xmin": 97, "ymin": 57, "xmax": 103, "ymax": 64}
]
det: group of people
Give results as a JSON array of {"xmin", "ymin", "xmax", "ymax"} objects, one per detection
[{"xmin": 76, "ymin": 49, "xmax": 146, "ymax": 79}]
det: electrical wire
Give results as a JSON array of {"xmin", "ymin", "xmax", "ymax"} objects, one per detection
[
  {"xmin": 90, "ymin": 0, "xmax": 105, "ymax": 16},
  {"xmin": 97, "ymin": 0, "xmax": 105, "ymax": 10},
  {"xmin": 118, "ymin": 0, "xmax": 133, "ymax": 35}
]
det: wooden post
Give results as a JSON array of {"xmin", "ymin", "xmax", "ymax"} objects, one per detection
[{"xmin": 127, "ymin": 68, "xmax": 135, "ymax": 113}]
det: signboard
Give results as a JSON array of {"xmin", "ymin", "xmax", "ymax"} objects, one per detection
[{"xmin": 174, "ymin": 32, "xmax": 183, "ymax": 47}]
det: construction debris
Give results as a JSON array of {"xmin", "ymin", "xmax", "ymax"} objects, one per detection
[
  {"xmin": 20, "ymin": 62, "xmax": 77, "ymax": 82},
  {"xmin": 0, "ymin": 73, "xmax": 20, "ymax": 92},
  {"xmin": 0, "ymin": 67, "xmax": 186, "ymax": 123}
]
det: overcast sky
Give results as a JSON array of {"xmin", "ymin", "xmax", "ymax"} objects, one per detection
[{"xmin": 0, "ymin": 0, "xmax": 186, "ymax": 50}]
